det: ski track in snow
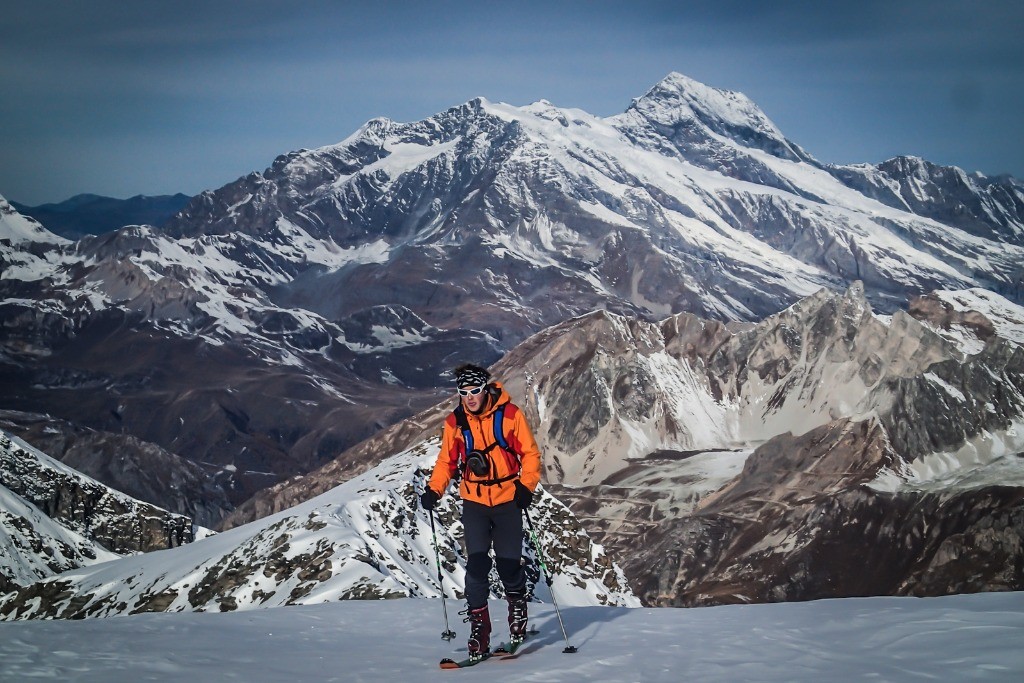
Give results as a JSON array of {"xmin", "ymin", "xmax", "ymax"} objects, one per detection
[{"xmin": 0, "ymin": 593, "xmax": 1021, "ymax": 682}]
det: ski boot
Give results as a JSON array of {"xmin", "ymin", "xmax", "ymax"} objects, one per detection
[
  {"xmin": 506, "ymin": 589, "xmax": 528, "ymax": 644},
  {"xmin": 464, "ymin": 604, "xmax": 491, "ymax": 660}
]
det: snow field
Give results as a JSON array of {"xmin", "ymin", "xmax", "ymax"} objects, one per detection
[{"xmin": 0, "ymin": 592, "xmax": 1021, "ymax": 682}]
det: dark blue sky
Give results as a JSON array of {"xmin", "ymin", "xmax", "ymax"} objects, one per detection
[{"xmin": 2, "ymin": 0, "xmax": 1021, "ymax": 205}]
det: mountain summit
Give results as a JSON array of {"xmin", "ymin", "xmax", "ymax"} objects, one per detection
[{"xmin": 623, "ymin": 72, "xmax": 812, "ymax": 163}]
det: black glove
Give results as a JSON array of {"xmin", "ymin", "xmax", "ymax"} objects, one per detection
[
  {"xmin": 513, "ymin": 480, "xmax": 533, "ymax": 509},
  {"xmin": 420, "ymin": 488, "xmax": 439, "ymax": 511}
]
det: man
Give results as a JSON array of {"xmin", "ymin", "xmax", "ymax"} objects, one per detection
[{"xmin": 420, "ymin": 363, "xmax": 541, "ymax": 659}]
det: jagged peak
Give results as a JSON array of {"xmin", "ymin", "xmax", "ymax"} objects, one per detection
[
  {"xmin": 629, "ymin": 72, "xmax": 781, "ymax": 134},
  {"xmin": 651, "ymin": 72, "xmax": 749, "ymax": 102},
  {"xmin": 879, "ymin": 155, "xmax": 932, "ymax": 176},
  {"xmin": 768, "ymin": 282, "xmax": 873, "ymax": 330},
  {"xmin": 875, "ymin": 155, "xmax": 1013, "ymax": 186},
  {"xmin": 860, "ymin": 154, "xmax": 1019, "ymax": 187},
  {"xmin": 448, "ymin": 96, "xmax": 492, "ymax": 115},
  {"xmin": 876, "ymin": 155, "xmax": 1000, "ymax": 193},
  {"xmin": 320, "ymin": 116, "xmax": 397, "ymax": 154},
  {"xmin": 619, "ymin": 72, "xmax": 815, "ymax": 164},
  {"xmin": 844, "ymin": 280, "xmax": 867, "ymax": 303}
]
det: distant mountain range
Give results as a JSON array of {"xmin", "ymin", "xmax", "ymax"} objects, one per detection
[
  {"xmin": 1, "ymin": 71, "xmax": 1022, "ymax": 532},
  {"xmin": 10, "ymin": 193, "xmax": 192, "ymax": 240}
]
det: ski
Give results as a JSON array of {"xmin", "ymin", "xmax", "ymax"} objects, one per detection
[
  {"xmin": 492, "ymin": 639, "xmax": 525, "ymax": 657},
  {"xmin": 493, "ymin": 628, "xmax": 538, "ymax": 657},
  {"xmin": 439, "ymin": 628, "xmax": 539, "ymax": 668},
  {"xmin": 439, "ymin": 653, "xmax": 491, "ymax": 669}
]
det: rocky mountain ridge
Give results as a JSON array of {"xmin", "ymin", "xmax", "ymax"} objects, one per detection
[
  {"xmin": 0, "ymin": 429, "xmax": 196, "ymax": 594},
  {"xmin": 516, "ymin": 284, "xmax": 1024, "ymax": 605},
  {"xmin": 0, "ymin": 410, "xmax": 232, "ymax": 528}
]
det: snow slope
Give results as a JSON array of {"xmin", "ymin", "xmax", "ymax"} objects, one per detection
[
  {"xmin": 1, "ymin": 439, "xmax": 635, "ymax": 619},
  {"xmin": 934, "ymin": 288, "xmax": 1024, "ymax": 350},
  {"xmin": 0, "ymin": 592, "xmax": 1020, "ymax": 682},
  {"xmin": 0, "ymin": 194, "xmax": 67, "ymax": 245}
]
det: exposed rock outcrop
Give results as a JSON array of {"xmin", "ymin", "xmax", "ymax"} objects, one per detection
[
  {"xmin": 0, "ymin": 429, "xmax": 195, "ymax": 589},
  {"xmin": 0, "ymin": 411, "xmax": 231, "ymax": 528}
]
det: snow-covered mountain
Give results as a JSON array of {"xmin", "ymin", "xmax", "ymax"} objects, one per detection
[
  {"xmin": 0, "ymin": 438, "xmax": 636, "ymax": 620},
  {"xmin": 827, "ymin": 155, "xmax": 1024, "ymax": 243},
  {"xmin": 0, "ymin": 429, "xmax": 195, "ymax": 594},
  {"xmin": 2, "ymin": 72, "xmax": 1023, "ymax": 523},
  {"xmin": 161, "ymin": 71, "xmax": 1024, "ymax": 329},
  {"xmin": 0, "ymin": 194, "xmax": 68, "ymax": 246}
]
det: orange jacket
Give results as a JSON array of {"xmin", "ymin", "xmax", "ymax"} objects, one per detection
[{"xmin": 426, "ymin": 382, "xmax": 541, "ymax": 507}]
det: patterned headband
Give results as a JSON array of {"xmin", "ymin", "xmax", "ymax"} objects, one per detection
[{"xmin": 455, "ymin": 366, "xmax": 491, "ymax": 388}]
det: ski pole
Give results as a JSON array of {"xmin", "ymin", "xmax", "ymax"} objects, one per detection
[
  {"xmin": 524, "ymin": 508, "xmax": 578, "ymax": 653},
  {"xmin": 429, "ymin": 507, "xmax": 457, "ymax": 641}
]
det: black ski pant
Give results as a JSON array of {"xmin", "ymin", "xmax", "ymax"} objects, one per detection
[{"xmin": 462, "ymin": 500, "xmax": 525, "ymax": 609}]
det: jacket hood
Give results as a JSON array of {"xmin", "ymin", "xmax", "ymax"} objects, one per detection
[{"xmin": 473, "ymin": 381, "xmax": 511, "ymax": 419}]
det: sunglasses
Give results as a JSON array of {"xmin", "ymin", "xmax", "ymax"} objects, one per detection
[{"xmin": 457, "ymin": 385, "xmax": 485, "ymax": 396}]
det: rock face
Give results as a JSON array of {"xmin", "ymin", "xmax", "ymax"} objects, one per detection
[
  {"xmin": 507, "ymin": 285, "xmax": 1024, "ymax": 606},
  {"xmin": 0, "ymin": 429, "xmax": 196, "ymax": 594},
  {"xmin": 0, "ymin": 440, "xmax": 637, "ymax": 620},
  {"xmin": 2, "ymin": 72, "xmax": 1023, "ymax": 517},
  {"xmin": 636, "ymin": 420, "xmax": 1024, "ymax": 606},
  {"xmin": 0, "ymin": 411, "xmax": 232, "ymax": 529}
]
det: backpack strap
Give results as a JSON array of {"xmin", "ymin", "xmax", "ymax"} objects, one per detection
[
  {"xmin": 492, "ymin": 403, "xmax": 522, "ymax": 475},
  {"xmin": 453, "ymin": 403, "xmax": 474, "ymax": 453},
  {"xmin": 492, "ymin": 403, "xmax": 509, "ymax": 451},
  {"xmin": 452, "ymin": 403, "xmax": 472, "ymax": 480}
]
